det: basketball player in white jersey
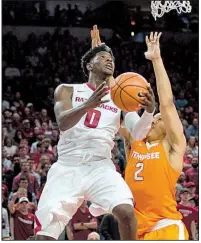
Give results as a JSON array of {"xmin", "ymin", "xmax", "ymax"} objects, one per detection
[{"xmin": 35, "ymin": 26, "xmax": 155, "ymax": 240}]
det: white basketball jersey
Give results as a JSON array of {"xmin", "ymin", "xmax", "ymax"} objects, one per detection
[{"xmin": 57, "ymin": 83, "xmax": 121, "ymax": 160}]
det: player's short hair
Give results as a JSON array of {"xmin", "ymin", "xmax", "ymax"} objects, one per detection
[{"xmin": 81, "ymin": 44, "xmax": 114, "ymax": 77}]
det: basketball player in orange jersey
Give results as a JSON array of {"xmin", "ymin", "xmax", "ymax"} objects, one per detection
[
  {"xmin": 34, "ymin": 26, "xmax": 156, "ymax": 240},
  {"xmin": 120, "ymin": 32, "xmax": 188, "ymax": 240}
]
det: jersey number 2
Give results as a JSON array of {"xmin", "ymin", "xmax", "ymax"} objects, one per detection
[
  {"xmin": 134, "ymin": 162, "xmax": 144, "ymax": 181},
  {"xmin": 84, "ymin": 109, "xmax": 101, "ymax": 128}
]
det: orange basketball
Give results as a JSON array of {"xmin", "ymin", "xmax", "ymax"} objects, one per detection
[{"xmin": 110, "ymin": 72, "xmax": 148, "ymax": 112}]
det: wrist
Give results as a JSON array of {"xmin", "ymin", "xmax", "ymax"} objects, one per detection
[
  {"xmin": 82, "ymin": 103, "xmax": 91, "ymax": 112},
  {"xmin": 152, "ymin": 57, "xmax": 163, "ymax": 65},
  {"xmin": 144, "ymin": 108, "xmax": 155, "ymax": 116},
  {"xmin": 145, "ymin": 107, "xmax": 155, "ymax": 114}
]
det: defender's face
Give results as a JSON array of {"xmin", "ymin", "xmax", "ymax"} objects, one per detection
[
  {"xmin": 91, "ymin": 51, "xmax": 115, "ymax": 76},
  {"xmin": 147, "ymin": 115, "xmax": 166, "ymax": 142}
]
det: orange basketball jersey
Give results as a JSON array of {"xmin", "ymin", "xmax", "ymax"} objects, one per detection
[{"xmin": 125, "ymin": 140, "xmax": 182, "ymax": 237}]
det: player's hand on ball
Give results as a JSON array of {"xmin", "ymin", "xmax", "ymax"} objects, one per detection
[
  {"xmin": 139, "ymin": 84, "xmax": 155, "ymax": 113},
  {"xmin": 145, "ymin": 32, "xmax": 162, "ymax": 61},
  {"xmin": 84, "ymin": 82, "xmax": 110, "ymax": 109},
  {"xmin": 91, "ymin": 25, "xmax": 105, "ymax": 48}
]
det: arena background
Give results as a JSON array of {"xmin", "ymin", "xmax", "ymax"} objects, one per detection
[{"xmin": 1, "ymin": 0, "xmax": 199, "ymax": 240}]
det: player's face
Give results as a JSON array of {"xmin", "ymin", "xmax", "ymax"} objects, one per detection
[
  {"xmin": 146, "ymin": 114, "xmax": 166, "ymax": 142},
  {"xmin": 91, "ymin": 51, "xmax": 115, "ymax": 76}
]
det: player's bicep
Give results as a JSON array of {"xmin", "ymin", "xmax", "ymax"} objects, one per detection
[
  {"xmin": 54, "ymin": 85, "xmax": 73, "ymax": 120},
  {"xmin": 160, "ymin": 103, "xmax": 186, "ymax": 153}
]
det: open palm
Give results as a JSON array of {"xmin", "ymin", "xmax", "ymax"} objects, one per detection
[{"xmin": 145, "ymin": 32, "xmax": 162, "ymax": 61}]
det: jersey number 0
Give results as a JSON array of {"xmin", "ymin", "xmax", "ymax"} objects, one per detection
[{"xmin": 84, "ymin": 109, "xmax": 101, "ymax": 128}]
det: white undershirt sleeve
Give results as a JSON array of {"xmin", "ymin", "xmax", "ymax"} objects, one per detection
[{"xmin": 124, "ymin": 110, "xmax": 155, "ymax": 141}]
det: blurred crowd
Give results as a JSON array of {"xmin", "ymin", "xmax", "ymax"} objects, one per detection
[
  {"xmin": 2, "ymin": 20, "xmax": 198, "ymax": 241},
  {"xmin": 3, "ymin": 1, "xmax": 198, "ymax": 33}
]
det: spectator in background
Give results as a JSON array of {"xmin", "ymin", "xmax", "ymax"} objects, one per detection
[
  {"xmin": 183, "ymin": 153, "xmax": 193, "ymax": 172},
  {"xmin": 175, "ymin": 91, "xmax": 188, "ymax": 110},
  {"xmin": 186, "ymin": 118, "xmax": 198, "ymax": 139},
  {"xmin": 14, "ymin": 130, "xmax": 23, "ymax": 145},
  {"xmin": 9, "ymin": 176, "xmax": 37, "ymax": 207},
  {"xmin": 99, "ymin": 214, "xmax": 120, "ymax": 240},
  {"xmin": 177, "ymin": 188, "xmax": 198, "ymax": 240},
  {"xmin": 30, "ymin": 132, "xmax": 44, "ymax": 154},
  {"xmin": 186, "ymin": 136, "xmax": 198, "ymax": 157},
  {"xmin": 2, "ymin": 149, "xmax": 12, "ymax": 171},
  {"xmin": 4, "ymin": 63, "xmax": 21, "ymax": 78},
  {"xmin": 28, "ymin": 158, "xmax": 41, "ymax": 185},
  {"xmin": 2, "ymin": 195, "xmax": 10, "ymax": 240},
  {"xmin": 87, "ymin": 232, "xmax": 100, "ymax": 240},
  {"xmin": 185, "ymin": 157, "xmax": 198, "ymax": 192},
  {"xmin": 5, "ymin": 119, "xmax": 16, "ymax": 138},
  {"xmin": 4, "ymin": 137, "xmax": 18, "ymax": 157},
  {"xmin": 12, "ymin": 161, "xmax": 39, "ymax": 195},
  {"xmin": 184, "ymin": 182, "xmax": 198, "ymax": 200},
  {"xmin": 39, "ymin": 109, "xmax": 50, "ymax": 123},
  {"xmin": 9, "ymin": 197, "xmax": 34, "ymax": 240},
  {"xmin": 18, "ymin": 146, "xmax": 29, "ymax": 163},
  {"xmin": 71, "ymin": 201, "xmax": 97, "ymax": 240},
  {"xmin": 21, "ymin": 119, "xmax": 33, "ymax": 141},
  {"xmin": 189, "ymin": 198, "xmax": 198, "ymax": 210},
  {"xmin": 175, "ymin": 171, "xmax": 186, "ymax": 203}
]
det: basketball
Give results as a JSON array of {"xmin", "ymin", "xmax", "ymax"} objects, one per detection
[{"xmin": 110, "ymin": 72, "xmax": 148, "ymax": 112}]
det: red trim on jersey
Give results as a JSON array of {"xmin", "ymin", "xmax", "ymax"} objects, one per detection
[{"xmin": 85, "ymin": 82, "xmax": 110, "ymax": 92}]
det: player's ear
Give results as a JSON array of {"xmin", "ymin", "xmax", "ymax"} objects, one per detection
[{"xmin": 86, "ymin": 63, "xmax": 93, "ymax": 72}]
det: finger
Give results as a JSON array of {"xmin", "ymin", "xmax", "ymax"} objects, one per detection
[
  {"xmin": 154, "ymin": 32, "xmax": 158, "ymax": 42},
  {"xmin": 138, "ymin": 104, "xmax": 147, "ymax": 109},
  {"xmin": 145, "ymin": 35, "xmax": 149, "ymax": 45},
  {"xmin": 95, "ymin": 28, "xmax": 98, "ymax": 39},
  {"xmin": 150, "ymin": 32, "xmax": 154, "ymax": 41},
  {"xmin": 99, "ymin": 90, "xmax": 109, "ymax": 99},
  {"xmin": 139, "ymin": 96, "xmax": 151, "ymax": 104},
  {"xmin": 95, "ymin": 85, "xmax": 108, "ymax": 97},
  {"xmin": 144, "ymin": 92, "xmax": 152, "ymax": 100},
  {"xmin": 96, "ymin": 86, "xmax": 109, "ymax": 97},
  {"xmin": 99, "ymin": 99, "xmax": 110, "ymax": 104},
  {"xmin": 97, "ymin": 30, "xmax": 101, "ymax": 45},
  {"xmin": 147, "ymin": 85, "xmax": 155, "ymax": 97},
  {"xmin": 90, "ymin": 30, "xmax": 94, "ymax": 39},
  {"xmin": 157, "ymin": 32, "xmax": 162, "ymax": 45},
  {"xmin": 142, "ymin": 98, "xmax": 152, "ymax": 105},
  {"xmin": 96, "ymin": 82, "xmax": 107, "ymax": 91}
]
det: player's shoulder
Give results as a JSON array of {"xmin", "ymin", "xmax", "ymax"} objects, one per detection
[{"xmin": 54, "ymin": 84, "xmax": 73, "ymax": 100}]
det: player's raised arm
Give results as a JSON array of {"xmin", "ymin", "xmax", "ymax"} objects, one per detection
[
  {"xmin": 54, "ymin": 83, "xmax": 109, "ymax": 131},
  {"xmin": 145, "ymin": 32, "xmax": 186, "ymax": 153}
]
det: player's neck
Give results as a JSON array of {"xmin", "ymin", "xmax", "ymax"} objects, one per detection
[
  {"xmin": 147, "ymin": 139, "xmax": 161, "ymax": 145},
  {"xmin": 88, "ymin": 73, "xmax": 108, "ymax": 89}
]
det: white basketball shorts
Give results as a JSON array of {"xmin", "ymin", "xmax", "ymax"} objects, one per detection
[{"xmin": 35, "ymin": 158, "xmax": 133, "ymax": 239}]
